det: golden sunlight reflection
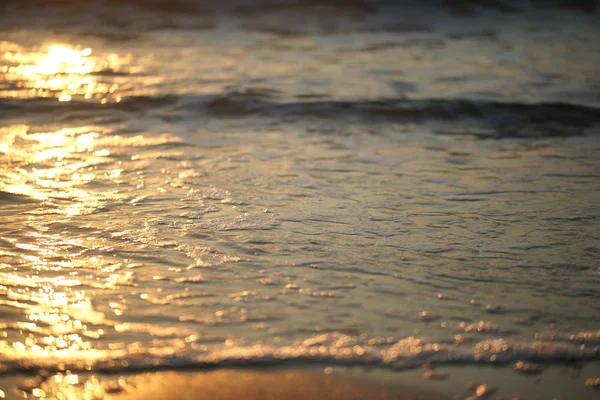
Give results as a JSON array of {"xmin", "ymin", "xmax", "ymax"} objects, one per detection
[
  {"xmin": 0, "ymin": 124, "xmax": 181, "ymax": 209},
  {"xmin": 0, "ymin": 125, "xmax": 115, "ymax": 210},
  {"xmin": 0, "ymin": 275, "xmax": 104, "ymax": 364},
  {"xmin": 1, "ymin": 42, "xmax": 133, "ymax": 102},
  {"xmin": 0, "ymin": 122, "xmax": 200, "ymax": 399},
  {"xmin": 0, "ymin": 122, "xmax": 189, "ymax": 377},
  {"xmin": 9, "ymin": 371, "xmax": 131, "ymax": 400}
]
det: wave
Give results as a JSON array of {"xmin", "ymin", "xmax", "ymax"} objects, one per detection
[
  {"xmin": 0, "ymin": 96, "xmax": 177, "ymax": 118},
  {"xmin": 0, "ymin": 0, "xmax": 600, "ymax": 17},
  {"xmin": 182, "ymin": 93, "xmax": 600, "ymax": 139},
  {"xmin": 0, "ymin": 330, "xmax": 598, "ymax": 375},
  {"xmin": 1, "ymin": 0, "xmax": 597, "ymax": 15},
  {"xmin": 3, "ymin": 93, "xmax": 598, "ymax": 139}
]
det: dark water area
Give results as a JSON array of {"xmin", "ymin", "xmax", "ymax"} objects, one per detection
[{"xmin": 0, "ymin": 0, "xmax": 599, "ymax": 399}]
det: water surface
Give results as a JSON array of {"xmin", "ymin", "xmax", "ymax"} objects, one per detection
[{"xmin": 0, "ymin": 1, "xmax": 599, "ymax": 398}]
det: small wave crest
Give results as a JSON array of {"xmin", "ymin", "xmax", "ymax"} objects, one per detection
[
  {"xmin": 182, "ymin": 94, "xmax": 600, "ymax": 139},
  {"xmin": 1, "ymin": 330, "xmax": 598, "ymax": 375},
  {"xmin": 0, "ymin": 96, "xmax": 177, "ymax": 119}
]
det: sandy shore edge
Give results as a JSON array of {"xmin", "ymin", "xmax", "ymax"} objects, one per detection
[{"xmin": 105, "ymin": 368, "xmax": 439, "ymax": 400}]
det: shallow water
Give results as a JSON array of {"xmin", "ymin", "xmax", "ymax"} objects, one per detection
[{"xmin": 0, "ymin": 1, "xmax": 599, "ymax": 399}]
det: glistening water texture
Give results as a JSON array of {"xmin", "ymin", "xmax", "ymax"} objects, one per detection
[{"xmin": 0, "ymin": 1, "xmax": 599, "ymax": 399}]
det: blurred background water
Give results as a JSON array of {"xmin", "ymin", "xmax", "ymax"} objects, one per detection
[{"xmin": 0, "ymin": 1, "xmax": 599, "ymax": 399}]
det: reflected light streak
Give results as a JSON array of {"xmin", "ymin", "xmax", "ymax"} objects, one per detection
[
  {"xmin": 0, "ymin": 120, "xmax": 189, "ymax": 398},
  {"xmin": 0, "ymin": 121, "xmax": 166, "ymax": 384},
  {"xmin": 0, "ymin": 125, "xmax": 110, "ymax": 206},
  {"xmin": 1, "ymin": 43, "xmax": 130, "ymax": 102},
  {"xmin": 0, "ymin": 122, "xmax": 119, "ymax": 370}
]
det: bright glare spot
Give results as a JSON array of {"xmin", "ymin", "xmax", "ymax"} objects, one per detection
[
  {"xmin": 58, "ymin": 93, "xmax": 72, "ymax": 102},
  {"xmin": 0, "ymin": 43, "xmax": 135, "ymax": 102},
  {"xmin": 32, "ymin": 45, "xmax": 95, "ymax": 76},
  {"xmin": 66, "ymin": 374, "xmax": 79, "ymax": 385}
]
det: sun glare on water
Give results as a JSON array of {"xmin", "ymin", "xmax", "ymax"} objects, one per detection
[
  {"xmin": 0, "ymin": 125, "xmax": 105, "ymax": 204},
  {"xmin": 32, "ymin": 45, "xmax": 94, "ymax": 75},
  {"xmin": 0, "ymin": 123, "xmax": 146, "ymax": 398},
  {"xmin": 1, "ymin": 43, "xmax": 131, "ymax": 102}
]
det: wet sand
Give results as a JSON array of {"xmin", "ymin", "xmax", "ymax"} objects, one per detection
[
  {"xmin": 1, "ymin": 363, "xmax": 599, "ymax": 399},
  {"xmin": 107, "ymin": 369, "xmax": 437, "ymax": 400},
  {"xmin": 106, "ymin": 363, "xmax": 600, "ymax": 400}
]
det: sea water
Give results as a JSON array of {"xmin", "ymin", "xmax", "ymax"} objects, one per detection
[{"xmin": 0, "ymin": 1, "xmax": 599, "ymax": 399}]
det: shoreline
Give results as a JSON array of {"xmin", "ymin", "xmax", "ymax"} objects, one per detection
[
  {"xmin": 1, "ymin": 362, "xmax": 599, "ymax": 399},
  {"xmin": 106, "ymin": 368, "xmax": 438, "ymax": 400}
]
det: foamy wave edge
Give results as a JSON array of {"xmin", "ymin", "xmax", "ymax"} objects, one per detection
[{"xmin": 2, "ymin": 330, "xmax": 599, "ymax": 374}]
